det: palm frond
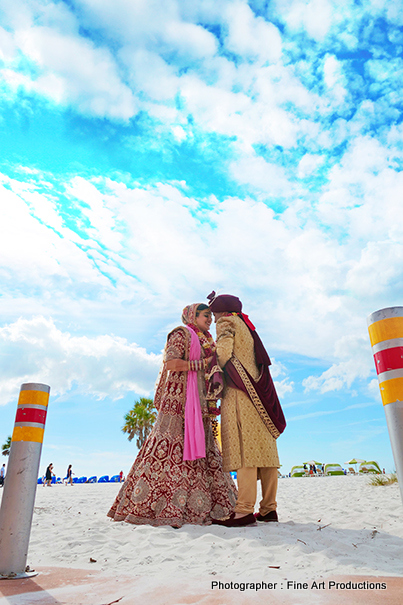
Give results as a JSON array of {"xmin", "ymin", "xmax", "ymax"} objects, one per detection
[
  {"xmin": 122, "ymin": 398, "xmax": 157, "ymax": 448},
  {"xmin": 2, "ymin": 436, "xmax": 11, "ymax": 457}
]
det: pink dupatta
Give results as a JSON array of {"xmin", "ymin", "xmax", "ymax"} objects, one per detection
[{"xmin": 183, "ymin": 326, "xmax": 206, "ymax": 461}]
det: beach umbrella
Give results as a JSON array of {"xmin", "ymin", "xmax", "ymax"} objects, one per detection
[{"xmin": 345, "ymin": 458, "xmax": 365, "ymax": 472}]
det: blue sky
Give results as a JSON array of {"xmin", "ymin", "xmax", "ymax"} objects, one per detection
[{"xmin": 1, "ymin": 0, "xmax": 403, "ymax": 478}]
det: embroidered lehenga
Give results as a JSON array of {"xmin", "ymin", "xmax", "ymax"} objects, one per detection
[{"xmin": 107, "ymin": 304, "xmax": 237, "ymax": 527}]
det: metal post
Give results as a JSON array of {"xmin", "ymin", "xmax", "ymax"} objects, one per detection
[
  {"xmin": 367, "ymin": 307, "xmax": 403, "ymax": 504},
  {"xmin": 0, "ymin": 383, "xmax": 50, "ymax": 579}
]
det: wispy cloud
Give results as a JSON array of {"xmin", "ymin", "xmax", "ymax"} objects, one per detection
[{"xmin": 288, "ymin": 400, "xmax": 379, "ymax": 422}]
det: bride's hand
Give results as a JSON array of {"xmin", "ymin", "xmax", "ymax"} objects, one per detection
[
  {"xmin": 165, "ymin": 359, "xmax": 189, "ymax": 372},
  {"xmin": 204, "ymin": 355, "xmax": 213, "ymax": 367}
]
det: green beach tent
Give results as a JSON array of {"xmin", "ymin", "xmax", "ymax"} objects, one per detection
[
  {"xmin": 291, "ymin": 465, "xmax": 305, "ymax": 477},
  {"xmin": 324, "ymin": 463, "xmax": 344, "ymax": 476},
  {"xmin": 359, "ymin": 461, "xmax": 381, "ymax": 474}
]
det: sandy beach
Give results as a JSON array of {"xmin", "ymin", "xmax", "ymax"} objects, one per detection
[{"xmin": 1, "ymin": 473, "xmax": 403, "ymax": 604}]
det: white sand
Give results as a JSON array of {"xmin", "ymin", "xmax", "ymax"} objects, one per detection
[
  {"xmin": 1, "ymin": 474, "xmax": 403, "ymax": 605},
  {"xmin": 20, "ymin": 474, "xmax": 403, "ymax": 583}
]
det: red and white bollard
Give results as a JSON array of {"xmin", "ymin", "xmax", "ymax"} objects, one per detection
[
  {"xmin": 368, "ymin": 307, "xmax": 403, "ymax": 504},
  {"xmin": 0, "ymin": 383, "xmax": 50, "ymax": 579}
]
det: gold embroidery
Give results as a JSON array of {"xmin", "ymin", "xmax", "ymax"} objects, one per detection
[{"xmin": 231, "ymin": 355, "xmax": 280, "ymax": 440}]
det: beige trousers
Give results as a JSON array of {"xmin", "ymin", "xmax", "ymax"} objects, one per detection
[{"xmin": 234, "ymin": 466, "xmax": 278, "ymax": 515}]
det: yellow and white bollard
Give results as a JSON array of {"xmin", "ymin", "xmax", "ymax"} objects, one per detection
[
  {"xmin": 367, "ymin": 307, "xmax": 403, "ymax": 504},
  {"xmin": 0, "ymin": 383, "xmax": 50, "ymax": 579}
]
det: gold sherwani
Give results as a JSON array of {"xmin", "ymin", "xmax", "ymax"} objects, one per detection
[{"xmin": 216, "ymin": 315, "xmax": 280, "ymax": 472}]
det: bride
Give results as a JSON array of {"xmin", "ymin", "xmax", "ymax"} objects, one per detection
[{"xmin": 107, "ymin": 303, "xmax": 237, "ymax": 527}]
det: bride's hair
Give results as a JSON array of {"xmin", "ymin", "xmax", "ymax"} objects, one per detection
[{"xmin": 195, "ymin": 303, "xmax": 209, "ymax": 316}]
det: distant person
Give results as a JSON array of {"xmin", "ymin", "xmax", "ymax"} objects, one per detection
[
  {"xmin": 45, "ymin": 463, "xmax": 55, "ymax": 487},
  {"xmin": 65, "ymin": 464, "xmax": 74, "ymax": 486},
  {"xmin": 313, "ymin": 464, "xmax": 317, "ymax": 474},
  {"xmin": 0, "ymin": 463, "xmax": 5, "ymax": 487},
  {"xmin": 119, "ymin": 470, "xmax": 124, "ymax": 482}
]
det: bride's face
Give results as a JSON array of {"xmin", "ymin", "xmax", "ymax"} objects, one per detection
[{"xmin": 195, "ymin": 309, "xmax": 212, "ymax": 332}]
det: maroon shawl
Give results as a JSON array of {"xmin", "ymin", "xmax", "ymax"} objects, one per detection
[{"xmin": 207, "ymin": 292, "xmax": 286, "ymax": 438}]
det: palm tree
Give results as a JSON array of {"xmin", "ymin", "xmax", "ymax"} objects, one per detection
[
  {"xmin": 122, "ymin": 398, "xmax": 157, "ymax": 449},
  {"xmin": 2, "ymin": 436, "xmax": 11, "ymax": 456}
]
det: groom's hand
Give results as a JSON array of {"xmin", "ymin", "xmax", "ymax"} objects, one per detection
[{"xmin": 165, "ymin": 359, "xmax": 189, "ymax": 372}]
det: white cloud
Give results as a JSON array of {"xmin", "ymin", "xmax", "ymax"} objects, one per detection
[
  {"xmin": 2, "ymin": 83, "xmax": 403, "ymax": 391},
  {"xmin": 76, "ymin": 0, "xmax": 218, "ymax": 60},
  {"xmin": 65, "ymin": 177, "xmax": 123, "ymax": 252},
  {"xmin": 270, "ymin": 358, "xmax": 294, "ymax": 397},
  {"xmin": 0, "ymin": 316, "xmax": 161, "ymax": 406},
  {"xmin": 274, "ymin": 0, "xmax": 334, "ymax": 41},
  {"xmin": 274, "ymin": 379, "xmax": 294, "ymax": 398},
  {"xmin": 345, "ymin": 242, "xmax": 403, "ymax": 298},
  {"xmin": 297, "ymin": 153, "xmax": 325, "ymax": 178},
  {"xmin": 0, "ymin": 25, "xmax": 16, "ymax": 61},
  {"xmin": 163, "ymin": 20, "xmax": 218, "ymax": 59},
  {"xmin": 13, "ymin": 26, "xmax": 136, "ymax": 119},
  {"xmin": 302, "ymin": 335, "xmax": 373, "ymax": 394},
  {"xmin": 229, "ymin": 155, "xmax": 293, "ymax": 196},
  {"xmin": 180, "ymin": 74, "xmax": 252, "ymax": 140},
  {"xmin": 1, "ymin": 155, "xmax": 397, "ymax": 353},
  {"xmin": 323, "ymin": 54, "xmax": 347, "ymax": 103},
  {"xmin": 172, "ymin": 125, "xmax": 187, "ymax": 141},
  {"xmin": 120, "ymin": 49, "xmax": 179, "ymax": 102},
  {"xmin": 224, "ymin": 2, "xmax": 282, "ymax": 63},
  {"xmin": 317, "ymin": 136, "xmax": 403, "ymax": 246},
  {"xmin": 0, "ymin": 0, "xmax": 321, "ymax": 148},
  {"xmin": 0, "ymin": 174, "xmax": 112, "ymax": 290}
]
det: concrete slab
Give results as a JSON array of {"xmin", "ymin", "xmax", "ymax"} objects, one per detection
[{"xmin": 0, "ymin": 568, "xmax": 402, "ymax": 605}]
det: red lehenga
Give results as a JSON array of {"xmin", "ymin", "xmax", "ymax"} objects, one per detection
[{"xmin": 107, "ymin": 324, "xmax": 237, "ymax": 527}]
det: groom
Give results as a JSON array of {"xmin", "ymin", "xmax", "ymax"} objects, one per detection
[{"xmin": 207, "ymin": 292, "xmax": 286, "ymax": 527}]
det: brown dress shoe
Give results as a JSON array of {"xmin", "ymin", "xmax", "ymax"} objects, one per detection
[
  {"xmin": 254, "ymin": 510, "xmax": 278, "ymax": 522},
  {"xmin": 212, "ymin": 512, "xmax": 257, "ymax": 527}
]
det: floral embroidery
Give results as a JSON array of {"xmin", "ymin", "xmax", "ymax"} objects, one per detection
[{"xmin": 108, "ymin": 328, "xmax": 237, "ymax": 527}]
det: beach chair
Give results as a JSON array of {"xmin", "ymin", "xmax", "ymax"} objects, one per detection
[
  {"xmin": 348, "ymin": 467, "xmax": 356, "ymax": 475},
  {"xmin": 98, "ymin": 475, "xmax": 109, "ymax": 483},
  {"xmin": 110, "ymin": 475, "xmax": 120, "ymax": 482},
  {"xmin": 87, "ymin": 476, "xmax": 97, "ymax": 483}
]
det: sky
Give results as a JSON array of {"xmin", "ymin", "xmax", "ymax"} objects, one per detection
[{"xmin": 1, "ymin": 0, "xmax": 402, "ymax": 479}]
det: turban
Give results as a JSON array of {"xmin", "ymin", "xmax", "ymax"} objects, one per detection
[{"xmin": 207, "ymin": 291, "xmax": 242, "ymax": 314}]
